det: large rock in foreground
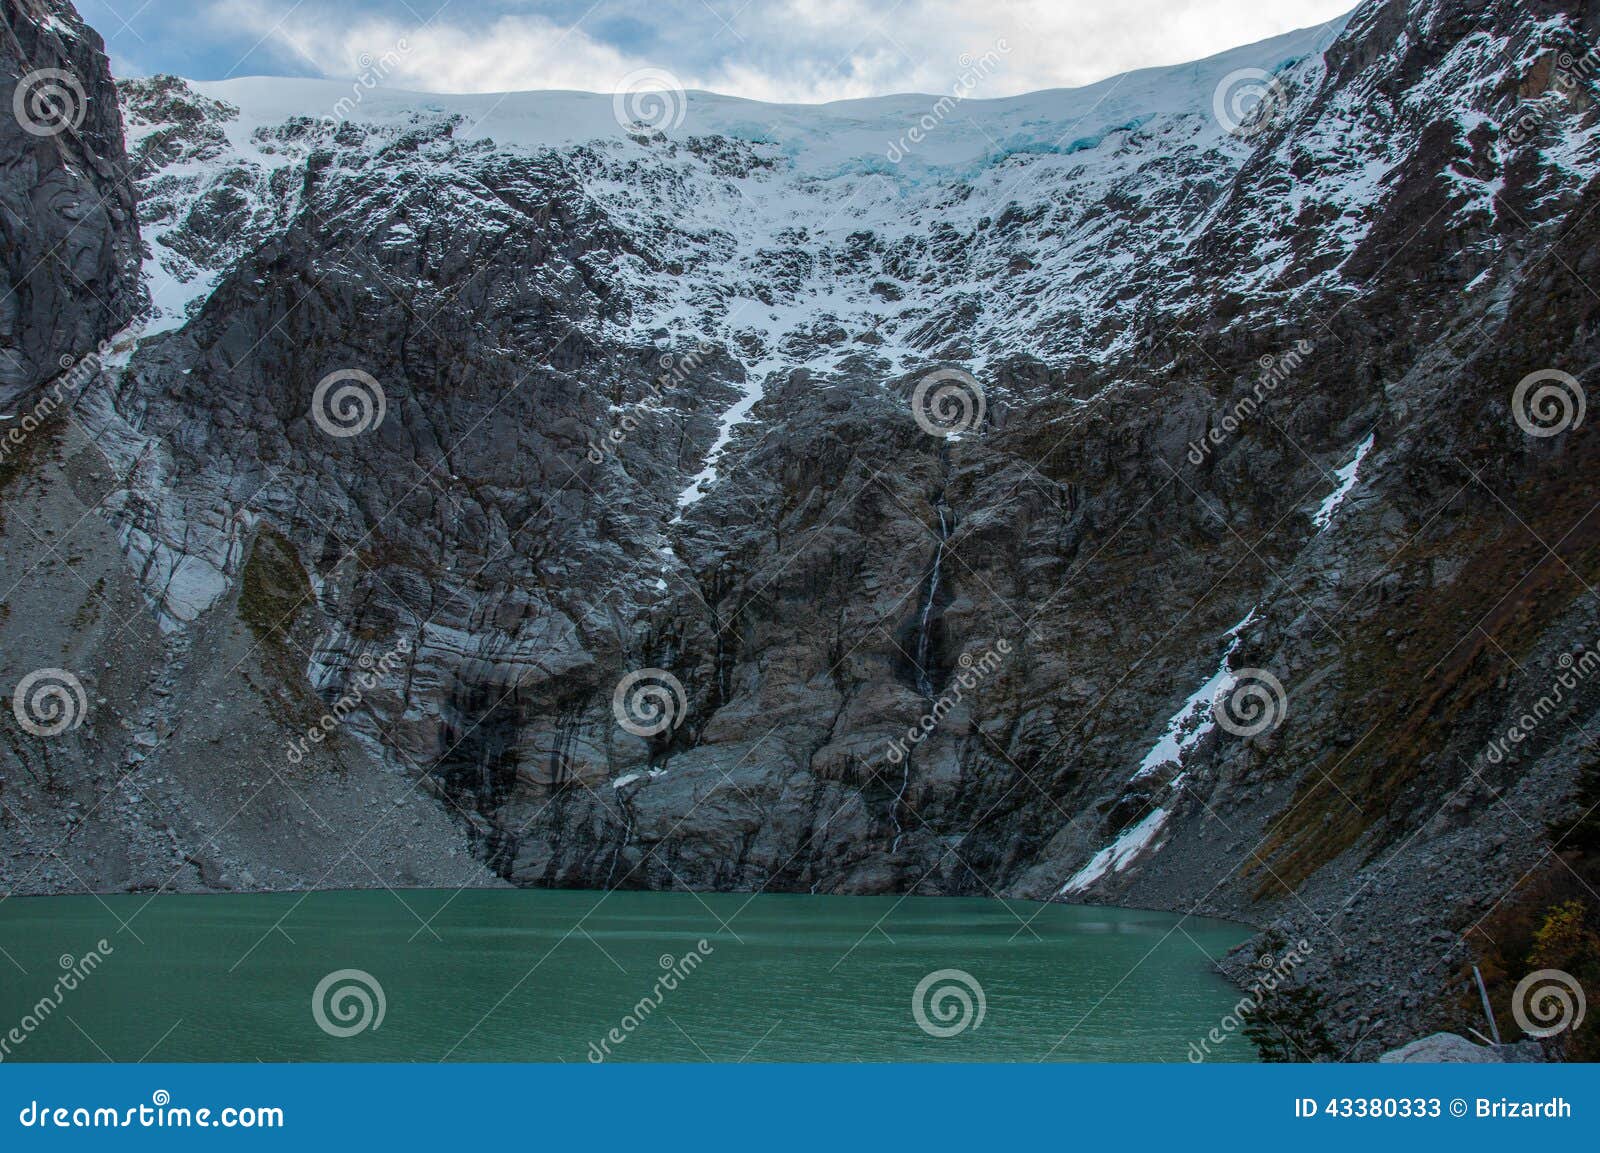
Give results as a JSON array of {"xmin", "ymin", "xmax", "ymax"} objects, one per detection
[{"xmin": 1377, "ymin": 1033, "xmax": 1545, "ymax": 1064}]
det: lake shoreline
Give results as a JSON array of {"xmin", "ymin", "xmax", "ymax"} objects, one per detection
[{"xmin": 0, "ymin": 882, "xmax": 1263, "ymax": 931}]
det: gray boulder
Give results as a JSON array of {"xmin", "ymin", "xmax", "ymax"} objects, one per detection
[{"xmin": 1378, "ymin": 1034, "xmax": 1503, "ymax": 1064}]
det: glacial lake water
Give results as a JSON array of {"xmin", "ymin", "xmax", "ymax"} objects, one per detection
[{"xmin": 0, "ymin": 890, "xmax": 1256, "ymax": 1062}]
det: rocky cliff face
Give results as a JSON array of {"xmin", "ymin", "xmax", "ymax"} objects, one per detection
[
  {"xmin": 0, "ymin": 0, "xmax": 138, "ymax": 410},
  {"xmin": 3, "ymin": 0, "xmax": 1599, "ymax": 1058}
]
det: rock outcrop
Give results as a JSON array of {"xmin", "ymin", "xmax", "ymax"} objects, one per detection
[
  {"xmin": 1379, "ymin": 1033, "xmax": 1545, "ymax": 1063},
  {"xmin": 0, "ymin": 0, "xmax": 139, "ymax": 410}
]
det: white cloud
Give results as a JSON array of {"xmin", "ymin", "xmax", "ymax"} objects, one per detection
[
  {"xmin": 208, "ymin": 0, "xmax": 1358, "ymax": 102},
  {"xmin": 209, "ymin": 2, "xmax": 648, "ymax": 94}
]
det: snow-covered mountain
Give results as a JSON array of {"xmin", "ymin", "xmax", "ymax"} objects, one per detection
[
  {"xmin": 4, "ymin": 0, "xmax": 1600, "ymax": 1059},
  {"xmin": 136, "ymin": 19, "xmax": 1343, "ymax": 364}
]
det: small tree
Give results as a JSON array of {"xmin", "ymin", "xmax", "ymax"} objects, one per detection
[
  {"xmin": 1235, "ymin": 931, "xmax": 1339, "ymax": 1061},
  {"xmin": 1243, "ymin": 982, "xmax": 1338, "ymax": 1062},
  {"xmin": 1523, "ymin": 899, "xmax": 1600, "ymax": 1059}
]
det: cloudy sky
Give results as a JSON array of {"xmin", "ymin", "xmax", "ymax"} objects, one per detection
[{"xmin": 89, "ymin": 0, "xmax": 1356, "ymax": 102}]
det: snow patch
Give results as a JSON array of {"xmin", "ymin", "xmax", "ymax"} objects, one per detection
[
  {"xmin": 1131, "ymin": 610, "xmax": 1256, "ymax": 780},
  {"xmin": 1312, "ymin": 432, "xmax": 1376, "ymax": 531},
  {"xmin": 1060, "ymin": 807, "xmax": 1171, "ymax": 895},
  {"xmin": 676, "ymin": 359, "xmax": 777, "ymax": 509}
]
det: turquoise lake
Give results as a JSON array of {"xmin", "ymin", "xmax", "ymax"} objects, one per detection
[{"xmin": 0, "ymin": 890, "xmax": 1256, "ymax": 1062}]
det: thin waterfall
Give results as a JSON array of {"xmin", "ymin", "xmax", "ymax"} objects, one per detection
[
  {"xmin": 605, "ymin": 800, "xmax": 634, "ymax": 889},
  {"xmin": 913, "ymin": 504, "xmax": 949, "ymax": 698},
  {"xmin": 898, "ymin": 494, "xmax": 951, "ymax": 853},
  {"xmin": 890, "ymin": 756, "xmax": 911, "ymax": 854}
]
